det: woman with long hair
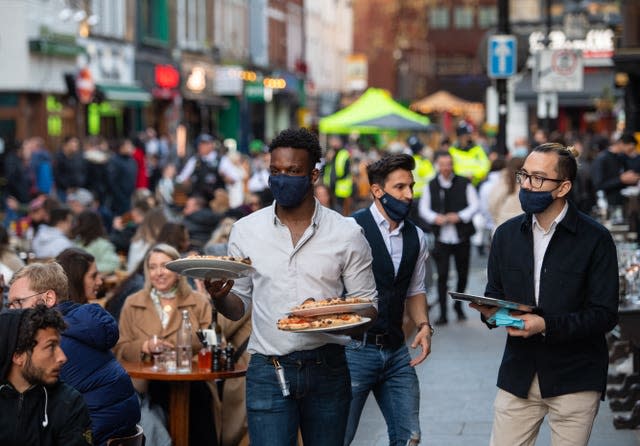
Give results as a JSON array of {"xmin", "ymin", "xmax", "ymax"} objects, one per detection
[
  {"xmin": 126, "ymin": 207, "xmax": 168, "ymax": 273},
  {"xmin": 487, "ymin": 156, "xmax": 526, "ymax": 232},
  {"xmin": 72, "ymin": 209, "xmax": 121, "ymax": 274}
]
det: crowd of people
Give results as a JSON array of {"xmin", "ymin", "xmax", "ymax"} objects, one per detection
[{"xmin": 0, "ymin": 122, "xmax": 636, "ymax": 445}]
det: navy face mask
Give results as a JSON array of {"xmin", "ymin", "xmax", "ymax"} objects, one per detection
[
  {"xmin": 269, "ymin": 174, "xmax": 311, "ymax": 208},
  {"xmin": 518, "ymin": 188, "xmax": 555, "ymax": 214},
  {"xmin": 380, "ymin": 193, "xmax": 411, "ymax": 222}
]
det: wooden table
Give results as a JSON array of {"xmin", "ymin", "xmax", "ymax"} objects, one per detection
[{"xmin": 121, "ymin": 360, "xmax": 246, "ymax": 446}]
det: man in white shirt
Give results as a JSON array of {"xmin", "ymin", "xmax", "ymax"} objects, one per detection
[
  {"xmin": 205, "ymin": 128, "xmax": 377, "ymax": 446},
  {"xmin": 345, "ymin": 154, "xmax": 432, "ymax": 446},
  {"xmin": 419, "ymin": 151, "xmax": 479, "ymax": 325}
]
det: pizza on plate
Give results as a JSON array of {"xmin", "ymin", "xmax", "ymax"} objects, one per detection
[
  {"xmin": 292, "ymin": 296, "xmax": 372, "ymax": 311},
  {"xmin": 277, "ymin": 313, "xmax": 362, "ymax": 331},
  {"xmin": 186, "ymin": 255, "xmax": 252, "ymax": 265}
]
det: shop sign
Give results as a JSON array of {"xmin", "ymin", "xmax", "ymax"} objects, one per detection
[
  {"xmin": 80, "ymin": 39, "xmax": 135, "ymax": 83},
  {"xmin": 346, "ymin": 54, "xmax": 368, "ymax": 91},
  {"xmin": 213, "ymin": 66, "xmax": 243, "ymax": 96},
  {"xmin": 154, "ymin": 64, "xmax": 180, "ymax": 99},
  {"xmin": 76, "ymin": 67, "xmax": 95, "ymax": 104},
  {"xmin": 186, "ymin": 66, "xmax": 207, "ymax": 93},
  {"xmin": 245, "ymin": 81, "xmax": 266, "ymax": 102},
  {"xmin": 529, "ymin": 29, "xmax": 614, "ymax": 59},
  {"xmin": 156, "ymin": 65, "xmax": 180, "ymax": 89},
  {"xmin": 30, "ymin": 26, "xmax": 84, "ymax": 58},
  {"xmin": 533, "ymin": 49, "xmax": 584, "ymax": 92}
]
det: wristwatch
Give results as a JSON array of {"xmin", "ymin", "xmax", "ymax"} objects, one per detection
[{"xmin": 418, "ymin": 321, "xmax": 435, "ymax": 336}]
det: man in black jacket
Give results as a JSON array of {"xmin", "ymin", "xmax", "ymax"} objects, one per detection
[
  {"xmin": 591, "ymin": 132, "xmax": 640, "ymax": 207},
  {"xmin": 0, "ymin": 305, "xmax": 93, "ymax": 446},
  {"xmin": 471, "ymin": 143, "xmax": 618, "ymax": 445}
]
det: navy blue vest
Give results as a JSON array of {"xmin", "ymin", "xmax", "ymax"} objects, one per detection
[{"xmin": 353, "ymin": 208, "xmax": 420, "ymax": 345}]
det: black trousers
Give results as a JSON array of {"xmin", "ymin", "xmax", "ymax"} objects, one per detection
[{"xmin": 431, "ymin": 240, "xmax": 471, "ymax": 320}]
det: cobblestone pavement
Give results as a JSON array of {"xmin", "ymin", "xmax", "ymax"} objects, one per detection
[{"xmin": 351, "ymin": 250, "xmax": 640, "ymax": 446}]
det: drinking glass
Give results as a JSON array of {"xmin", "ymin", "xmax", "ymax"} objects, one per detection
[{"xmin": 149, "ymin": 335, "xmax": 165, "ymax": 371}]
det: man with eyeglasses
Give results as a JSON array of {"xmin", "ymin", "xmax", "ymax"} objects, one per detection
[
  {"xmin": 0, "ymin": 305, "xmax": 93, "ymax": 445},
  {"xmin": 7, "ymin": 263, "xmax": 65, "ymax": 310},
  {"xmin": 470, "ymin": 143, "xmax": 618, "ymax": 445}
]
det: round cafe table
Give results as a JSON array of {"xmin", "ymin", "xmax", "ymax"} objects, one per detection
[{"xmin": 120, "ymin": 360, "xmax": 246, "ymax": 446}]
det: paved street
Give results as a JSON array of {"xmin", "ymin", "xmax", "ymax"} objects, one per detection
[{"xmin": 351, "ymin": 251, "xmax": 640, "ymax": 445}]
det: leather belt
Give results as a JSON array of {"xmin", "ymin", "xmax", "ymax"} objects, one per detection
[{"xmin": 352, "ymin": 332, "xmax": 400, "ymax": 349}]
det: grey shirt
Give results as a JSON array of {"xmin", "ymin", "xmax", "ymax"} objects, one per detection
[{"xmin": 228, "ymin": 200, "xmax": 378, "ymax": 356}]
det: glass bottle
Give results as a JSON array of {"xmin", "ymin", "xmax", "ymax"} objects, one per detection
[{"xmin": 176, "ymin": 310, "xmax": 193, "ymax": 372}]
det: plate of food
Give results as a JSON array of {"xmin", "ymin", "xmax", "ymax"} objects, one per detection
[
  {"xmin": 165, "ymin": 255, "xmax": 254, "ymax": 280},
  {"xmin": 277, "ymin": 313, "xmax": 371, "ymax": 333},
  {"xmin": 289, "ymin": 297, "xmax": 375, "ymax": 317}
]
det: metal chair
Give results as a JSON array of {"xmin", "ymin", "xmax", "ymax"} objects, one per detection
[{"xmin": 106, "ymin": 424, "xmax": 145, "ymax": 446}]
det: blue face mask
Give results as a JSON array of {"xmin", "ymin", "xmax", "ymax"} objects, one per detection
[
  {"xmin": 269, "ymin": 174, "xmax": 311, "ymax": 208},
  {"xmin": 380, "ymin": 193, "xmax": 412, "ymax": 222},
  {"xmin": 518, "ymin": 188, "xmax": 555, "ymax": 214}
]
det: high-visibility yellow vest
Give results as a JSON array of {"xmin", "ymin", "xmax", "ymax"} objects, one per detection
[
  {"xmin": 449, "ymin": 144, "xmax": 490, "ymax": 186},
  {"xmin": 334, "ymin": 148, "xmax": 353, "ymax": 198},
  {"xmin": 412, "ymin": 154, "xmax": 435, "ymax": 198},
  {"xmin": 323, "ymin": 162, "xmax": 332, "ymax": 187}
]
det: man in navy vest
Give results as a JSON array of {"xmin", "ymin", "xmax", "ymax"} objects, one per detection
[
  {"xmin": 345, "ymin": 153, "xmax": 433, "ymax": 446},
  {"xmin": 419, "ymin": 150, "xmax": 479, "ymax": 325}
]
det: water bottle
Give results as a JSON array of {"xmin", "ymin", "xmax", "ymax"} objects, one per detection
[{"xmin": 176, "ymin": 310, "xmax": 193, "ymax": 372}]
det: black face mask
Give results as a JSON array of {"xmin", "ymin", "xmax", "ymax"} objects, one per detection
[
  {"xmin": 268, "ymin": 174, "xmax": 311, "ymax": 208},
  {"xmin": 518, "ymin": 188, "xmax": 555, "ymax": 214},
  {"xmin": 380, "ymin": 193, "xmax": 411, "ymax": 222}
]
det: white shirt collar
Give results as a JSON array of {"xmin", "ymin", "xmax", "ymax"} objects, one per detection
[
  {"xmin": 271, "ymin": 198, "xmax": 322, "ymax": 227},
  {"xmin": 369, "ymin": 202, "xmax": 404, "ymax": 234},
  {"xmin": 532, "ymin": 200, "xmax": 569, "ymax": 234}
]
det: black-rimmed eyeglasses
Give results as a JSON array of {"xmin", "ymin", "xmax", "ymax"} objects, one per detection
[{"xmin": 515, "ymin": 170, "xmax": 565, "ymax": 189}]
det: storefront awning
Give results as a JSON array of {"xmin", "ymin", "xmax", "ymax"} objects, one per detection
[{"xmin": 97, "ymin": 84, "xmax": 152, "ymax": 104}]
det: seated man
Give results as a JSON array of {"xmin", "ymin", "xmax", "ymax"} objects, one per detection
[
  {"xmin": 0, "ymin": 305, "xmax": 93, "ymax": 445},
  {"xmin": 7, "ymin": 262, "xmax": 140, "ymax": 446},
  {"xmin": 32, "ymin": 206, "xmax": 74, "ymax": 258}
]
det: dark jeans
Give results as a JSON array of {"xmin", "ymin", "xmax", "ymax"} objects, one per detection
[
  {"xmin": 246, "ymin": 344, "xmax": 351, "ymax": 446},
  {"xmin": 432, "ymin": 240, "xmax": 471, "ymax": 320}
]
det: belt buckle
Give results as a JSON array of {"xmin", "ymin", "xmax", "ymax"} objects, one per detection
[{"xmin": 374, "ymin": 333, "xmax": 387, "ymax": 346}]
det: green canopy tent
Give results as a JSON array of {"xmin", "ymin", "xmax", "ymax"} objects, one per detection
[{"xmin": 318, "ymin": 88, "xmax": 432, "ymax": 134}]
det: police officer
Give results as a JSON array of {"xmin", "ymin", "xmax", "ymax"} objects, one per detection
[{"xmin": 449, "ymin": 122, "xmax": 490, "ymax": 186}]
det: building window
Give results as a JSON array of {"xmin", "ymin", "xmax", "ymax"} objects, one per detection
[
  {"xmin": 429, "ymin": 7, "xmax": 449, "ymax": 29},
  {"xmin": 90, "ymin": 0, "xmax": 126, "ymax": 38},
  {"xmin": 138, "ymin": 0, "xmax": 169, "ymax": 46},
  {"xmin": 287, "ymin": 3, "xmax": 302, "ymax": 71},
  {"xmin": 214, "ymin": 0, "xmax": 249, "ymax": 60},
  {"xmin": 454, "ymin": 6, "xmax": 473, "ymax": 29},
  {"xmin": 478, "ymin": 6, "xmax": 496, "ymax": 28},
  {"xmin": 177, "ymin": 0, "xmax": 207, "ymax": 49}
]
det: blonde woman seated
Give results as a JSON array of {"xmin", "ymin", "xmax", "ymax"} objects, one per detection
[{"xmin": 114, "ymin": 243, "xmax": 217, "ymax": 445}]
